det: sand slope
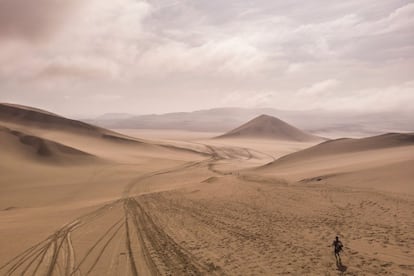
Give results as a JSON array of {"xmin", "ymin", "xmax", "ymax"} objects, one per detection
[
  {"xmin": 0, "ymin": 104, "xmax": 413, "ymax": 275},
  {"xmin": 0, "ymin": 125, "xmax": 95, "ymax": 163},
  {"xmin": 0, "ymin": 103, "xmax": 207, "ymax": 163},
  {"xmin": 2, "ymin": 141, "xmax": 411, "ymax": 275},
  {"xmin": 0, "ymin": 103, "xmax": 141, "ymax": 144},
  {"xmin": 217, "ymin": 114, "xmax": 322, "ymax": 142},
  {"xmin": 257, "ymin": 132, "xmax": 414, "ymax": 194},
  {"xmin": 274, "ymin": 132, "xmax": 414, "ymax": 162}
]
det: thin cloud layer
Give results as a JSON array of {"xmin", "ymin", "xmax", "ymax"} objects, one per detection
[{"xmin": 0, "ymin": 0, "xmax": 413, "ymax": 116}]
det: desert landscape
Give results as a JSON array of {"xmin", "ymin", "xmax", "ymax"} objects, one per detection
[
  {"xmin": 1, "ymin": 1, "xmax": 413, "ymax": 275},
  {"xmin": 0, "ymin": 103, "xmax": 413, "ymax": 275}
]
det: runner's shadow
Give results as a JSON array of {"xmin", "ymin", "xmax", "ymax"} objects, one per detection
[{"xmin": 336, "ymin": 260, "xmax": 347, "ymax": 272}]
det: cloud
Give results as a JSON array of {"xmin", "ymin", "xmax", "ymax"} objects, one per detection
[
  {"xmin": 220, "ymin": 91, "xmax": 275, "ymax": 108},
  {"xmin": 286, "ymin": 63, "xmax": 305, "ymax": 73},
  {"xmin": 334, "ymin": 81, "xmax": 414, "ymax": 112},
  {"xmin": 36, "ymin": 58, "xmax": 119, "ymax": 80},
  {"xmin": 0, "ymin": 0, "xmax": 412, "ymax": 116},
  {"xmin": 134, "ymin": 36, "xmax": 267, "ymax": 77},
  {"xmin": 297, "ymin": 79, "xmax": 340, "ymax": 96}
]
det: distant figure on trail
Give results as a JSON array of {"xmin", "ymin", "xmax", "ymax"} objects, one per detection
[{"xmin": 332, "ymin": 236, "xmax": 343, "ymax": 263}]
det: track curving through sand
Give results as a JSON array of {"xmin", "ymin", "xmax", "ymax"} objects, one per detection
[{"xmin": 0, "ymin": 143, "xmax": 260, "ymax": 276}]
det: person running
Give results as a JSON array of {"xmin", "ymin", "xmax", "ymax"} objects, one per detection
[{"xmin": 332, "ymin": 236, "xmax": 343, "ymax": 263}]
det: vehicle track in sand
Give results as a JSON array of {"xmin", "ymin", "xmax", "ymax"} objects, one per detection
[
  {"xmin": 1, "ymin": 143, "xmax": 260, "ymax": 275},
  {"xmin": 123, "ymin": 197, "xmax": 221, "ymax": 275},
  {"xmin": 0, "ymin": 200, "xmax": 122, "ymax": 276},
  {"xmin": 3, "ymin": 141, "xmax": 412, "ymax": 275}
]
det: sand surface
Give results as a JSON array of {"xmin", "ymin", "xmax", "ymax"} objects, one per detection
[{"xmin": 1, "ymin": 123, "xmax": 413, "ymax": 275}]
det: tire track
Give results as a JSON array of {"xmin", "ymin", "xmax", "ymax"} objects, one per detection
[
  {"xmin": 105, "ymin": 225, "xmax": 125, "ymax": 276},
  {"xmin": 0, "ymin": 239, "xmax": 48, "ymax": 272},
  {"xmin": 124, "ymin": 210, "xmax": 139, "ymax": 276},
  {"xmin": 32, "ymin": 244, "xmax": 52, "ymax": 276},
  {"xmin": 85, "ymin": 222, "xmax": 124, "ymax": 275},
  {"xmin": 1, "ymin": 142, "xmax": 240, "ymax": 275},
  {"xmin": 3, "ymin": 243, "xmax": 49, "ymax": 275},
  {"xmin": 147, "ymin": 194, "xmax": 259, "ymax": 242},
  {"xmin": 121, "ymin": 160, "xmax": 206, "ymax": 198},
  {"xmin": 125, "ymin": 197, "xmax": 216, "ymax": 275},
  {"xmin": 0, "ymin": 201, "xmax": 121, "ymax": 276},
  {"xmin": 65, "ymin": 233, "xmax": 78, "ymax": 276},
  {"xmin": 70, "ymin": 218, "xmax": 124, "ymax": 275},
  {"xmin": 19, "ymin": 245, "xmax": 47, "ymax": 275}
]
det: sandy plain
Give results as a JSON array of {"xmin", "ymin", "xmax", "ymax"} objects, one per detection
[{"xmin": 0, "ymin": 106, "xmax": 413, "ymax": 275}]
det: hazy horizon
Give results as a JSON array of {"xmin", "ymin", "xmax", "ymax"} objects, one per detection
[{"xmin": 1, "ymin": 0, "xmax": 413, "ymax": 117}]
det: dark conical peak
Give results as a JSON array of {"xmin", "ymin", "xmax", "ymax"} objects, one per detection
[{"xmin": 217, "ymin": 114, "xmax": 322, "ymax": 142}]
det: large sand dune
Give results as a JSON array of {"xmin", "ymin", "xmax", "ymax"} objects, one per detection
[
  {"xmin": 0, "ymin": 103, "xmax": 143, "ymax": 145},
  {"xmin": 274, "ymin": 132, "xmax": 414, "ymax": 161},
  {"xmin": 0, "ymin": 103, "xmax": 104, "ymax": 134},
  {"xmin": 217, "ymin": 114, "xmax": 323, "ymax": 142},
  {"xmin": 257, "ymin": 132, "xmax": 414, "ymax": 194},
  {"xmin": 0, "ymin": 104, "xmax": 413, "ymax": 275},
  {"xmin": 0, "ymin": 103, "xmax": 205, "ymax": 162},
  {"xmin": 0, "ymin": 125, "xmax": 95, "ymax": 163}
]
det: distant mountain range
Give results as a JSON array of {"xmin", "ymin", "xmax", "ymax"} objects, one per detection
[{"xmin": 84, "ymin": 107, "xmax": 414, "ymax": 138}]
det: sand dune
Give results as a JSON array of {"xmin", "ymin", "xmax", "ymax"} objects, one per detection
[
  {"xmin": 3, "ymin": 139, "xmax": 411, "ymax": 275},
  {"xmin": 0, "ymin": 103, "xmax": 103, "ymax": 133},
  {"xmin": 217, "ymin": 114, "xmax": 323, "ymax": 142},
  {"xmin": 257, "ymin": 132, "xmax": 414, "ymax": 194},
  {"xmin": 269, "ymin": 132, "xmax": 414, "ymax": 165},
  {"xmin": 0, "ymin": 125, "xmax": 94, "ymax": 163},
  {"xmin": 0, "ymin": 103, "xmax": 207, "ymax": 163},
  {"xmin": 0, "ymin": 105, "xmax": 413, "ymax": 275},
  {"xmin": 0, "ymin": 103, "xmax": 141, "ymax": 144}
]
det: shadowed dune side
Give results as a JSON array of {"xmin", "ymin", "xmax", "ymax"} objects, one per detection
[
  {"xmin": 0, "ymin": 103, "xmax": 105, "ymax": 133},
  {"xmin": 0, "ymin": 125, "xmax": 97, "ymax": 164},
  {"xmin": 0, "ymin": 103, "xmax": 144, "ymax": 144},
  {"xmin": 0, "ymin": 103, "xmax": 213, "ymax": 160},
  {"xmin": 216, "ymin": 114, "xmax": 323, "ymax": 142}
]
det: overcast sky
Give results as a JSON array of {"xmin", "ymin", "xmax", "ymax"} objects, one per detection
[{"xmin": 0, "ymin": 0, "xmax": 413, "ymax": 117}]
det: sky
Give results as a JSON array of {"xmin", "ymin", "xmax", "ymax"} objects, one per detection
[{"xmin": 0, "ymin": 0, "xmax": 413, "ymax": 117}]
